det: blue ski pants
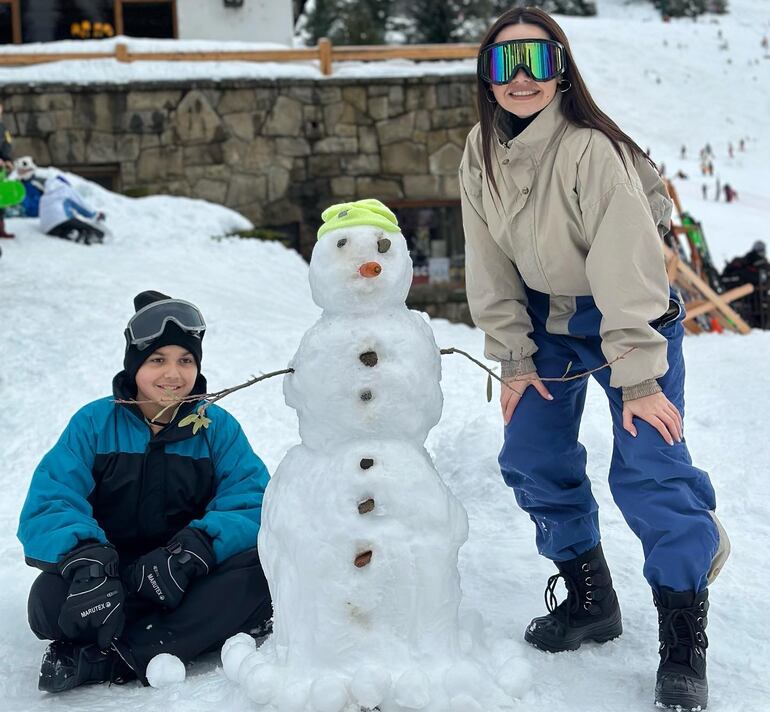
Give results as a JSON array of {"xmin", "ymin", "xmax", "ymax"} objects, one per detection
[{"xmin": 499, "ymin": 312, "xmax": 721, "ymax": 593}]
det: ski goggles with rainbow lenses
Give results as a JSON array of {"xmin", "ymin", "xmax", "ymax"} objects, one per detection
[
  {"xmin": 478, "ymin": 39, "xmax": 567, "ymax": 84},
  {"xmin": 125, "ymin": 299, "xmax": 206, "ymax": 350}
]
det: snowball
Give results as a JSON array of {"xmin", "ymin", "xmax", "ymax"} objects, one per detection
[
  {"xmin": 496, "ymin": 655, "xmax": 533, "ymax": 699},
  {"xmin": 394, "ymin": 669, "xmax": 431, "ymax": 709},
  {"xmin": 283, "ymin": 310, "xmax": 444, "ymax": 451},
  {"xmin": 237, "ymin": 650, "xmax": 262, "ymax": 685},
  {"xmin": 222, "ymin": 642, "xmax": 255, "ymax": 682},
  {"xmin": 275, "ymin": 681, "xmax": 310, "ymax": 712},
  {"xmin": 146, "ymin": 653, "xmax": 185, "ymax": 688},
  {"xmin": 351, "ymin": 665, "xmax": 391, "ymax": 709},
  {"xmin": 221, "ymin": 632, "xmax": 256, "ymax": 661},
  {"xmin": 310, "ymin": 675, "xmax": 349, "ymax": 712},
  {"xmin": 244, "ymin": 663, "xmax": 279, "ymax": 705},
  {"xmin": 309, "ymin": 224, "xmax": 413, "ymax": 315},
  {"xmin": 449, "ymin": 693, "xmax": 483, "ymax": 712},
  {"xmin": 443, "ymin": 661, "xmax": 483, "ymax": 699}
]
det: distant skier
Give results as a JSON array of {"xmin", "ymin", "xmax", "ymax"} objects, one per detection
[
  {"xmin": 724, "ymin": 183, "xmax": 738, "ymax": 203},
  {"xmin": 715, "ymin": 177, "xmax": 721, "ymax": 201},
  {"xmin": 680, "ymin": 144, "xmax": 686, "ymax": 159},
  {"xmin": 728, "ymin": 142, "xmax": 734, "ymax": 158},
  {"xmin": 17, "ymin": 291, "xmax": 273, "ymax": 692},
  {"xmin": 38, "ymin": 174, "xmax": 107, "ymax": 244},
  {"xmin": 701, "ymin": 183, "xmax": 708, "ymax": 200}
]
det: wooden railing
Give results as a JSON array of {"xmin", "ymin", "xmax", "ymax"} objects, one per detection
[{"xmin": 0, "ymin": 38, "xmax": 479, "ymax": 76}]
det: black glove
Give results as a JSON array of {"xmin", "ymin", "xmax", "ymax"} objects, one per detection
[
  {"xmin": 127, "ymin": 528, "xmax": 215, "ymax": 609},
  {"xmin": 57, "ymin": 543, "xmax": 125, "ymax": 651}
]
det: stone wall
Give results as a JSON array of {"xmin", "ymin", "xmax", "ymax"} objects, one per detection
[{"xmin": 1, "ymin": 75, "xmax": 478, "ymax": 257}]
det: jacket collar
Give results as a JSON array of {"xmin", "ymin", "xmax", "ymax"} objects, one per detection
[
  {"xmin": 493, "ymin": 92, "xmax": 568, "ymax": 164},
  {"xmin": 112, "ymin": 370, "xmax": 209, "ymax": 443}
]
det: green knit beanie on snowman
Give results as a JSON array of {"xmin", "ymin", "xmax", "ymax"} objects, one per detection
[{"xmin": 317, "ymin": 198, "xmax": 401, "ymax": 239}]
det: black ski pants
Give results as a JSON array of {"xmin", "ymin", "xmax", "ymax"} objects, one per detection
[
  {"xmin": 47, "ymin": 218, "xmax": 105, "ymax": 244},
  {"xmin": 28, "ymin": 547, "xmax": 272, "ymax": 681}
]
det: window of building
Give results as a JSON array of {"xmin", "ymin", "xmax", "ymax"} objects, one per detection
[
  {"xmin": 20, "ymin": 0, "xmax": 114, "ymax": 42},
  {"xmin": 115, "ymin": 0, "xmax": 176, "ymax": 39},
  {"xmin": 0, "ymin": 0, "xmax": 20, "ymax": 43},
  {"xmin": 60, "ymin": 163, "xmax": 120, "ymax": 192},
  {"xmin": 391, "ymin": 201, "xmax": 465, "ymax": 287}
]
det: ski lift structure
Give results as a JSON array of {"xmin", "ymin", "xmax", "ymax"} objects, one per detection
[{"xmin": 663, "ymin": 180, "xmax": 753, "ymax": 334}]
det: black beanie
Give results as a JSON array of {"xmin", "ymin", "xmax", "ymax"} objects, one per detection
[{"xmin": 123, "ymin": 290, "xmax": 204, "ymax": 381}]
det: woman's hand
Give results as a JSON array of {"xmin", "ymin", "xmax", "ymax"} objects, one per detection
[
  {"xmin": 622, "ymin": 392, "xmax": 683, "ymax": 445},
  {"xmin": 501, "ymin": 373, "xmax": 553, "ymax": 424}
]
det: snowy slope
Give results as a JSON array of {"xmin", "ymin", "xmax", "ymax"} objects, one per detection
[{"xmin": 1, "ymin": 0, "xmax": 770, "ymax": 709}]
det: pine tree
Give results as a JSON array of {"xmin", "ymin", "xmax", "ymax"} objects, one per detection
[
  {"xmin": 338, "ymin": 0, "xmax": 392, "ymax": 44},
  {"xmin": 303, "ymin": 0, "xmax": 341, "ymax": 44},
  {"xmin": 492, "ymin": 0, "xmax": 597, "ymax": 16},
  {"xmin": 653, "ymin": 0, "xmax": 710, "ymax": 18},
  {"xmin": 707, "ymin": 0, "xmax": 729, "ymax": 13},
  {"xmin": 409, "ymin": 0, "xmax": 463, "ymax": 43}
]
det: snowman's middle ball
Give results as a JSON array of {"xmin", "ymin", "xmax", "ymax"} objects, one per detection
[{"xmin": 309, "ymin": 225, "xmax": 412, "ymax": 314}]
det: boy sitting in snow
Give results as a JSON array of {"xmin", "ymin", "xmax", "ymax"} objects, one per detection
[
  {"xmin": 17, "ymin": 291, "xmax": 273, "ymax": 692},
  {"xmin": 39, "ymin": 173, "xmax": 107, "ymax": 245}
]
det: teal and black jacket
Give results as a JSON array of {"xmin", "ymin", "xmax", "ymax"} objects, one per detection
[{"xmin": 17, "ymin": 371, "xmax": 270, "ymax": 571}]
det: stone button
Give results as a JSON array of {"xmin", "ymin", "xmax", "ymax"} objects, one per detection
[
  {"xmin": 501, "ymin": 158, "xmax": 509, "ymax": 165},
  {"xmin": 522, "ymin": 187, "xmax": 530, "ymax": 195}
]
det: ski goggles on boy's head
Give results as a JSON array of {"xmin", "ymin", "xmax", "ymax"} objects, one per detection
[
  {"xmin": 478, "ymin": 38, "xmax": 566, "ymax": 84},
  {"xmin": 125, "ymin": 299, "xmax": 206, "ymax": 350}
]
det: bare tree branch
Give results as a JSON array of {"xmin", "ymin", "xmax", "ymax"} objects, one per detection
[
  {"xmin": 115, "ymin": 369, "xmax": 295, "ymax": 416},
  {"xmin": 440, "ymin": 346, "xmax": 637, "ymax": 395}
]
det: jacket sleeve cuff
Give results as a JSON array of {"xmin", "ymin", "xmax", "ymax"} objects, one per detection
[
  {"xmin": 58, "ymin": 542, "xmax": 119, "ymax": 579},
  {"xmin": 501, "ymin": 357, "xmax": 537, "ymax": 379},
  {"xmin": 622, "ymin": 379, "xmax": 662, "ymax": 402}
]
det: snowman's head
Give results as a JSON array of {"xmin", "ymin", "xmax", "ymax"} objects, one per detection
[{"xmin": 310, "ymin": 200, "xmax": 412, "ymax": 314}]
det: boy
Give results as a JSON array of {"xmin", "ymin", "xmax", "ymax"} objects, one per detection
[{"xmin": 17, "ymin": 291, "xmax": 272, "ymax": 692}]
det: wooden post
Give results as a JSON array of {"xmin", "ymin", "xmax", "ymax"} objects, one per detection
[
  {"xmin": 663, "ymin": 245, "xmax": 752, "ymax": 334},
  {"xmin": 682, "ymin": 284, "xmax": 754, "ymax": 322},
  {"xmin": 318, "ymin": 37, "xmax": 332, "ymax": 76},
  {"xmin": 115, "ymin": 42, "xmax": 130, "ymax": 62}
]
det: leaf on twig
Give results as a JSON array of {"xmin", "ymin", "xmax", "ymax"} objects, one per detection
[
  {"xmin": 561, "ymin": 361, "xmax": 573, "ymax": 378},
  {"xmin": 178, "ymin": 410, "xmax": 212, "ymax": 434},
  {"xmin": 486, "ymin": 373, "xmax": 493, "ymax": 403}
]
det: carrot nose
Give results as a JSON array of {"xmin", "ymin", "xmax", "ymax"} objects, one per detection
[{"xmin": 359, "ymin": 262, "xmax": 382, "ymax": 278}]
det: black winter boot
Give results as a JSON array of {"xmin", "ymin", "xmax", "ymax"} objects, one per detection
[
  {"xmin": 524, "ymin": 543, "xmax": 623, "ymax": 652},
  {"xmin": 38, "ymin": 641, "xmax": 134, "ymax": 693},
  {"xmin": 654, "ymin": 588, "xmax": 709, "ymax": 710}
]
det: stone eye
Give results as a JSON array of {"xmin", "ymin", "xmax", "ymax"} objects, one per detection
[
  {"xmin": 337, "ymin": 238, "xmax": 347, "ymax": 248},
  {"xmin": 377, "ymin": 238, "xmax": 391, "ymax": 254}
]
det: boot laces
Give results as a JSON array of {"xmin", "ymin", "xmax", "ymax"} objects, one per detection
[
  {"xmin": 545, "ymin": 572, "xmax": 580, "ymax": 615},
  {"xmin": 660, "ymin": 605, "xmax": 708, "ymax": 657}
]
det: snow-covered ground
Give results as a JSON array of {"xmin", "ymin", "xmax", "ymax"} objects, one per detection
[{"xmin": 1, "ymin": 0, "xmax": 770, "ymax": 710}]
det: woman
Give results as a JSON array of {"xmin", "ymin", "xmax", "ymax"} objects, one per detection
[
  {"xmin": 18, "ymin": 291, "xmax": 272, "ymax": 692},
  {"xmin": 459, "ymin": 8, "xmax": 728, "ymax": 710}
]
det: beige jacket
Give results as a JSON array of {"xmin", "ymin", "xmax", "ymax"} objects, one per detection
[{"xmin": 459, "ymin": 93, "xmax": 674, "ymax": 394}]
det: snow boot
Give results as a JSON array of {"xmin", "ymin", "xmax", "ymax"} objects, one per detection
[
  {"xmin": 0, "ymin": 218, "xmax": 14, "ymax": 238},
  {"xmin": 38, "ymin": 641, "xmax": 134, "ymax": 693},
  {"xmin": 524, "ymin": 543, "xmax": 623, "ymax": 652},
  {"xmin": 654, "ymin": 588, "xmax": 709, "ymax": 711}
]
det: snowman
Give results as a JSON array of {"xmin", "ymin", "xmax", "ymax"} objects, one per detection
[{"xmin": 221, "ymin": 200, "xmax": 516, "ymax": 712}]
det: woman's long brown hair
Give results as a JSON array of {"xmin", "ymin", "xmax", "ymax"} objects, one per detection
[{"xmin": 477, "ymin": 6, "xmax": 656, "ymax": 198}]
